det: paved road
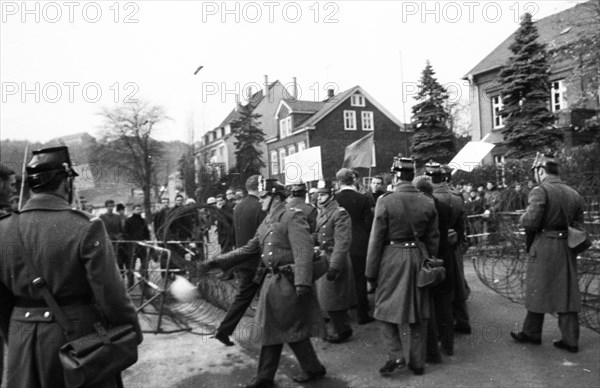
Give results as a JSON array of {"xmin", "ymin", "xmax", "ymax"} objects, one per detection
[{"xmin": 121, "ymin": 262, "xmax": 599, "ymax": 388}]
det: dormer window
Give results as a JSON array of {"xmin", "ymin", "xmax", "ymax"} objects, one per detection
[
  {"xmin": 279, "ymin": 116, "xmax": 292, "ymax": 138},
  {"xmin": 351, "ymin": 94, "xmax": 365, "ymax": 107}
]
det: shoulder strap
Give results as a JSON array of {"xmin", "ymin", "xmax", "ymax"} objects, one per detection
[
  {"xmin": 396, "ymin": 195, "xmax": 429, "ymax": 260},
  {"xmin": 538, "ymin": 185, "xmax": 571, "ymax": 226},
  {"xmin": 13, "ymin": 214, "xmax": 73, "ymax": 337}
]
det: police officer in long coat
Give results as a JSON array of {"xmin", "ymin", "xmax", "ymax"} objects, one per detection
[
  {"xmin": 511, "ymin": 153, "xmax": 584, "ymax": 353},
  {"xmin": 0, "ymin": 146, "xmax": 143, "ymax": 388},
  {"xmin": 0, "ymin": 162, "xmax": 17, "ymax": 387},
  {"xmin": 366, "ymin": 157, "xmax": 439, "ymax": 376},
  {"xmin": 202, "ymin": 178, "xmax": 326, "ymax": 388},
  {"xmin": 314, "ymin": 180, "xmax": 355, "ymax": 343},
  {"xmin": 432, "ymin": 163, "xmax": 470, "ymax": 335}
]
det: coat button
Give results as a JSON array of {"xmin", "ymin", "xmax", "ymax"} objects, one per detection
[
  {"xmin": 268, "ymin": 243, "xmax": 272, "ymax": 245},
  {"xmin": 261, "ymin": 254, "xmax": 264, "ymax": 257},
  {"xmin": 25, "ymin": 312, "xmax": 30, "ymax": 318},
  {"xmin": 44, "ymin": 311, "xmax": 50, "ymax": 318},
  {"xmin": 269, "ymin": 252, "xmax": 273, "ymax": 255}
]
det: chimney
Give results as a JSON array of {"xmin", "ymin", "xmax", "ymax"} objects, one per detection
[
  {"xmin": 292, "ymin": 77, "xmax": 298, "ymax": 99},
  {"xmin": 264, "ymin": 75, "xmax": 269, "ymax": 100},
  {"xmin": 247, "ymin": 86, "xmax": 253, "ymax": 102},
  {"xmin": 235, "ymin": 94, "xmax": 240, "ymax": 111},
  {"xmin": 327, "ymin": 89, "xmax": 334, "ymax": 99}
]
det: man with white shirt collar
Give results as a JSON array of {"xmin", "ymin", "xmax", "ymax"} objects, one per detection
[{"xmin": 334, "ymin": 168, "xmax": 374, "ymax": 325}]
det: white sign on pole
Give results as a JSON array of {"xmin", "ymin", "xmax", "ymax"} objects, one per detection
[
  {"xmin": 283, "ymin": 146, "xmax": 323, "ymax": 185},
  {"xmin": 448, "ymin": 141, "xmax": 495, "ymax": 173}
]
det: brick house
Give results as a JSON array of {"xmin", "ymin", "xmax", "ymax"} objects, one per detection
[
  {"xmin": 194, "ymin": 78, "xmax": 290, "ymax": 179},
  {"xmin": 464, "ymin": 1, "xmax": 599, "ymax": 163},
  {"xmin": 268, "ymin": 85, "xmax": 409, "ymax": 182}
]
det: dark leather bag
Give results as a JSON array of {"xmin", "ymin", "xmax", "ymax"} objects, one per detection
[
  {"xmin": 59, "ymin": 323, "xmax": 138, "ymax": 387},
  {"xmin": 398, "ymin": 197, "xmax": 446, "ymax": 288}
]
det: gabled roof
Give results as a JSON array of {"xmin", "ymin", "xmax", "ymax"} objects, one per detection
[
  {"xmin": 274, "ymin": 99, "xmax": 325, "ymax": 119},
  {"xmin": 298, "ymin": 85, "xmax": 404, "ymax": 130},
  {"xmin": 464, "ymin": 1, "xmax": 597, "ymax": 79}
]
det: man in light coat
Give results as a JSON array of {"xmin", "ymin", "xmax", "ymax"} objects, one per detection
[
  {"xmin": 511, "ymin": 153, "xmax": 585, "ymax": 353},
  {"xmin": 314, "ymin": 180, "xmax": 355, "ymax": 343},
  {"xmin": 366, "ymin": 156, "xmax": 439, "ymax": 376}
]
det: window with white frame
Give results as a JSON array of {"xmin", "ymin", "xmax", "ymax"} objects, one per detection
[
  {"xmin": 297, "ymin": 141, "xmax": 306, "ymax": 152},
  {"xmin": 551, "ymin": 80, "xmax": 567, "ymax": 112},
  {"xmin": 278, "ymin": 149, "xmax": 286, "ymax": 175},
  {"xmin": 270, "ymin": 151, "xmax": 279, "ymax": 175},
  {"xmin": 344, "ymin": 110, "xmax": 357, "ymax": 130},
  {"xmin": 362, "ymin": 111, "xmax": 374, "ymax": 131},
  {"xmin": 279, "ymin": 116, "xmax": 292, "ymax": 138},
  {"xmin": 287, "ymin": 145, "xmax": 296, "ymax": 156},
  {"xmin": 351, "ymin": 94, "xmax": 365, "ymax": 107},
  {"xmin": 492, "ymin": 96, "xmax": 504, "ymax": 129}
]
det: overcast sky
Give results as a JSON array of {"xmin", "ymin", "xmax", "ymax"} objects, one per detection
[{"xmin": 0, "ymin": 0, "xmax": 585, "ymax": 143}]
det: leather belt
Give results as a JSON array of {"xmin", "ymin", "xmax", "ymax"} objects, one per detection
[
  {"xmin": 542, "ymin": 226, "xmax": 568, "ymax": 232},
  {"xmin": 389, "ymin": 240, "xmax": 418, "ymax": 248},
  {"xmin": 15, "ymin": 294, "xmax": 92, "ymax": 308}
]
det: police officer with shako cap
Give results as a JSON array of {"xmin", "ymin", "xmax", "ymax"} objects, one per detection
[
  {"xmin": 426, "ymin": 160, "xmax": 471, "ymax": 337},
  {"xmin": 511, "ymin": 153, "xmax": 585, "ymax": 353},
  {"xmin": 286, "ymin": 181, "xmax": 317, "ymax": 233},
  {"xmin": 0, "ymin": 146, "xmax": 143, "ymax": 387},
  {"xmin": 314, "ymin": 179, "xmax": 355, "ymax": 343},
  {"xmin": 201, "ymin": 177, "xmax": 326, "ymax": 388},
  {"xmin": 366, "ymin": 156, "xmax": 439, "ymax": 376}
]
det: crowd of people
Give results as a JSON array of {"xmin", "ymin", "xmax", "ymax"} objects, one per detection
[{"xmin": 0, "ymin": 145, "xmax": 587, "ymax": 387}]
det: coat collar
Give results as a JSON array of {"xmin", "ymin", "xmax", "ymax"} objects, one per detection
[
  {"xmin": 267, "ymin": 201, "xmax": 287, "ymax": 223},
  {"xmin": 394, "ymin": 181, "xmax": 419, "ymax": 193},
  {"xmin": 316, "ymin": 200, "xmax": 337, "ymax": 231},
  {"xmin": 541, "ymin": 175, "xmax": 563, "ymax": 185},
  {"xmin": 287, "ymin": 197, "xmax": 305, "ymax": 206},
  {"xmin": 21, "ymin": 193, "xmax": 72, "ymax": 212}
]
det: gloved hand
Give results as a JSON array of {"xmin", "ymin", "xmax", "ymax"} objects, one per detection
[
  {"xmin": 295, "ymin": 285, "xmax": 311, "ymax": 297},
  {"xmin": 326, "ymin": 268, "xmax": 341, "ymax": 281},
  {"xmin": 367, "ymin": 277, "xmax": 377, "ymax": 289},
  {"xmin": 198, "ymin": 260, "xmax": 219, "ymax": 275}
]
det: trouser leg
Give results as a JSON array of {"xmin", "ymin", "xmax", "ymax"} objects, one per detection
[
  {"xmin": 288, "ymin": 339, "xmax": 324, "ymax": 374},
  {"xmin": 522, "ymin": 311, "xmax": 544, "ymax": 340},
  {"xmin": 350, "ymin": 254, "xmax": 370, "ymax": 320},
  {"xmin": 558, "ymin": 312, "xmax": 579, "ymax": 347},
  {"xmin": 426, "ymin": 296, "xmax": 440, "ymax": 359},
  {"xmin": 256, "ymin": 344, "xmax": 283, "ymax": 381},
  {"xmin": 409, "ymin": 321, "xmax": 427, "ymax": 370},
  {"xmin": 217, "ymin": 269, "xmax": 260, "ymax": 337},
  {"xmin": 436, "ymin": 292, "xmax": 454, "ymax": 353},
  {"xmin": 328, "ymin": 310, "xmax": 351, "ymax": 335},
  {"xmin": 379, "ymin": 321, "xmax": 404, "ymax": 361}
]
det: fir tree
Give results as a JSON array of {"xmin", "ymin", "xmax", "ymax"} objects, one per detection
[
  {"xmin": 410, "ymin": 60, "xmax": 456, "ymax": 165},
  {"xmin": 232, "ymin": 103, "xmax": 265, "ymax": 181},
  {"xmin": 498, "ymin": 13, "xmax": 562, "ymax": 157}
]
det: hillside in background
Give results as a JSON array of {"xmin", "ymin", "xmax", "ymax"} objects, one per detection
[{"xmin": 0, "ymin": 133, "xmax": 188, "ymax": 206}]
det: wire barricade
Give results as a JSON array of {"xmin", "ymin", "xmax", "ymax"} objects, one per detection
[{"xmin": 465, "ymin": 210, "xmax": 600, "ymax": 333}]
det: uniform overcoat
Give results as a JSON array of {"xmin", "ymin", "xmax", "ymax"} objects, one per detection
[
  {"xmin": 314, "ymin": 199, "xmax": 356, "ymax": 312},
  {"xmin": 365, "ymin": 182, "xmax": 439, "ymax": 324},
  {"xmin": 286, "ymin": 197, "xmax": 317, "ymax": 233},
  {"xmin": 519, "ymin": 176, "xmax": 584, "ymax": 313},
  {"xmin": 433, "ymin": 182, "xmax": 468, "ymax": 301},
  {"xmin": 0, "ymin": 193, "xmax": 142, "ymax": 388},
  {"xmin": 216, "ymin": 202, "xmax": 324, "ymax": 346}
]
